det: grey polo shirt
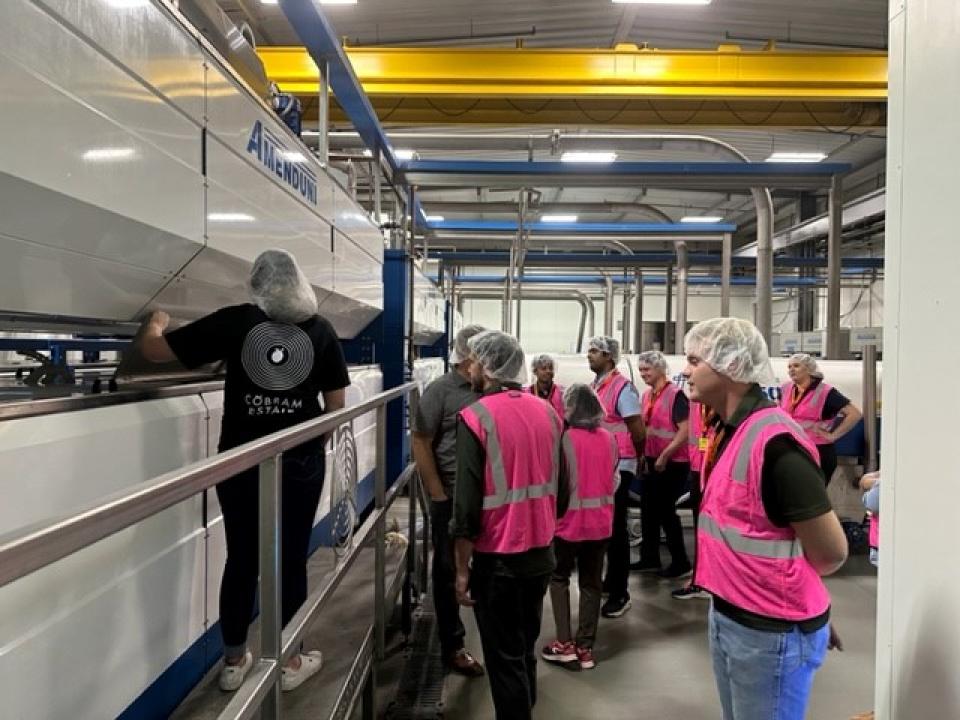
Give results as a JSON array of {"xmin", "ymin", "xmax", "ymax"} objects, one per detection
[{"xmin": 412, "ymin": 368, "xmax": 480, "ymax": 489}]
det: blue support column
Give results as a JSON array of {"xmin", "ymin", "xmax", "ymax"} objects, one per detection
[{"xmin": 380, "ymin": 250, "xmax": 410, "ymax": 484}]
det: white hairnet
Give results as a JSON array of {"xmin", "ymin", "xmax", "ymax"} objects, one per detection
[
  {"xmin": 248, "ymin": 249, "xmax": 318, "ymax": 324},
  {"xmin": 563, "ymin": 383, "xmax": 604, "ymax": 429},
  {"xmin": 587, "ymin": 336, "xmax": 620, "ymax": 364},
  {"xmin": 683, "ymin": 317, "xmax": 774, "ymax": 385},
  {"xmin": 788, "ymin": 353, "xmax": 824, "ymax": 379},
  {"xmin": 530, "ymin": 353, "xmax": 557, "ymax": 372},
  {"xmin": 637, "ymin": 350, "xmax": 669, "ymax": 373},
  {"xmin": 468, "ymin": 330, "xmax": 526, "ymax": 384},
  {"xmin": 450, "ymin": 324, "xmax": 486, "ymax": 365}
]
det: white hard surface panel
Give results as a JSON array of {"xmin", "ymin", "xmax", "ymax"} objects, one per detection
[
  {"xmin": 333, "ymin": 186, "xmax": 385, "ymax": 260},
  {"xmin": 877, "ymin": 2, "xmax": 960, "ymax": 718},
  {"xmin": 0, "ymin": 0, "xmax": 204, "ymax": 238},
  {"xmin": 0, "ymin": 395, "xmax": 209, "ymax": 719},
  {"xmin": 35, "ymin": 0, "xmax": 206, "ymax": 123}
]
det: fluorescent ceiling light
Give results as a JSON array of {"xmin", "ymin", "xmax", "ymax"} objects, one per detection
[
  {"xmin": 394, "ymin": 149, "xmax": 416, "ymax": 161},
  {"xmin": 612, "ymin": 0, "xmax": 711, "ymax": 4},
  {"xmin": 260, "ymin": 0, "xmax": 278, "ymax": 4},
  {"xmin": 560, "ymin": 151, "xmax": 617, "ymax": 164},
  {"xmin": 82, "ymin": 147, "xmax": 136, "ymax": 161},
  {"xmin": 362, "ymin": 148, "xmax": 373, "ymax": 157},
  {"xmin": 541, "ymin": 214, "xmax": 578, "ymax": 223},
  {"xmin": 319, "ymin": 0, "xmax": 358, "ymax": 4},
  {"xmin": 208, "ymin": 212, "xmax": 256, "ymax": 223},
  {"xmin": 681, "ymin": 216, "xmax": 724, "ymax": 223},
  {"xmin": 425, "ymin": 215, "xmax": 445, "ymax": 222},
  {"xmin": 765, "ymin": 151, "xmax": 827, "ymax": 163}
]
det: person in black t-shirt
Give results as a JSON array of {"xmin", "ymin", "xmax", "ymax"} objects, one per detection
[{"xmin": 140, "ymin": 249, "xmax": 350, "ymax": 694}]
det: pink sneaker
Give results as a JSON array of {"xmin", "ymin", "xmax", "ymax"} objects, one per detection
[
  {"xmin": 541, "ymin": 640, "xmax": 577, "ymax": 664},
  {"xmin": 577, "ymin": 646, "xmax": 596, "ymax": 670}
]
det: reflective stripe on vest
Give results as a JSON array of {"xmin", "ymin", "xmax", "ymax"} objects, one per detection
[
  {"xmin": 698, "ymin": 513, "xmax": 803, "ymax": 559},
  {"xmin": 562, "ymin": 433, "xmax": 617, "ymax": 510},
  {"xmin": 467, "ymin": 399, "xmax": 560, "ymax": 510},
  {"xmin": 730, "ymin": 412, "xmax": 808, "ymax": 483}
]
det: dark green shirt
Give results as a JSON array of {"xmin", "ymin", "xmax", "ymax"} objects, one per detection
[
  {"xmin": 708, "ymin": 384, "xmax": 833, "ymax": 633},
  {"xmin": 450, "ymin": 381, "xmax": 568, "ymax": 577}
]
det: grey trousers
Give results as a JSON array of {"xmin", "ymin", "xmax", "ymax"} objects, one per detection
[{"xmin": 549, "ymin": 537, "xmax": 609, "ymax": 649}]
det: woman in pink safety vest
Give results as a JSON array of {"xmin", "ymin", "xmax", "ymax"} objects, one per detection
[
  {"xmin": 781, "ymin": 353, "xmax": 863, "ymax": 485},
  {"xmin": 683, "ymin": 317, "xmax": 849, "ymax": 720},
  {"xmin": 542, "ymin": 383, "xmax": 618, "ymax": 672},
  {"xmin": 527, "ymin": 353, "xmax": 565, "ymax": 419},
  {"xmin": 634, "ymin": 350, "xmax": 692, "ymax": 579}
]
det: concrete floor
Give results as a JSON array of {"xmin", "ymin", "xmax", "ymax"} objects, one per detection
[{"xmin": 441, "ymin": 521, "xmax": 878, "ymax": 720}]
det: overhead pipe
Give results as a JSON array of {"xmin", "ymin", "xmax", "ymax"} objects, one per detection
[
  {"xmin": 603, "ymin": 275, "xmax": 615, "ymax": 337},
  {"xmin": 826, "ymin": 175, "xmax": 844, "ymax": 358},
  {"xmin": 331, "ymin": 130, "xmax": 777, "ymax": 344},
  {"xmin": 675, "ymin": 241, "xmax": 689, "ymax": 354},
  {"xmin": 622, "ymin": 281, "xmax": 633, "ymax": 353},
  {"xmin": 665, "ymin": 265, "xmax": 674, "ymax": 352},
  {"xmin": 721, "ymin": 232, "xmax": 733, "ymax": 316},
  {"xmin": 634, "ymin": 271, "xmax": 644, "ymax": 352}
]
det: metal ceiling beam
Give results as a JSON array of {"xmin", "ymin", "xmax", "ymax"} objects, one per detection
[
  {"xmin": 425, "ymin": 220, "xmax": 736, "ymax": 234},
  {"xmin": 427, "ymin": 251, "xmax": 884, "ymax": 269},
  {"xmin": 402, "ymin": 160, "xmax": 850, "ymax": 191},
  {"xmin": 258, "ymin": 45, "xmax": 887, "ymax": 101}
]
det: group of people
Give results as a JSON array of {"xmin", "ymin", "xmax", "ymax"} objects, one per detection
[
  {"xmin": 417, "ymin": 319, "xmax": 859, "ymax": 720},
  {"xmin": 139, "ymin": 249, "xmax": 866, "ymax": 718}
]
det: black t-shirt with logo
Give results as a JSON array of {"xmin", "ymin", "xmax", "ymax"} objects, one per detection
[{"xmin": 165, "ymin": 304, "xmax": 351, "ymax": 451}]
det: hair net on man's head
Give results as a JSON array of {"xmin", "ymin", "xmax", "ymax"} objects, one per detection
[
  {"xmin": 468, "ymin": 330, "xmax": 527, "ymax": 384},
  {"xmin": 563, "ymin": 383, "xmax": 604, "ymax": 429},
  {"xmin": 249, "ymin": 249, "xmax": 318, "ymax": 324},
  {"xmin": 637, "ymin": 350, "xmax": 669, "ymax": 373},
  {"xmin": 450, "ymin": 324, "xmax": 486, "ymax": 365},
  {"xmin": 788, "ymin": 353, "xmax": 824, "ymax": 379},
  {"xmin": 530, "ymin": 353, "xmax": 557, "ymax": 373},
  {"xmin": 683, "ymin": 317, "xmax": 774, "ymax": 385},
  {"xmin": 587, "ymin": 336, "xmax": 621, "ymax": 365}
]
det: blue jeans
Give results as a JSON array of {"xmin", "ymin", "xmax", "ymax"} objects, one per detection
[{"xmin": 709, "ymin": 604, "xmax": 829, "ymax": 720}]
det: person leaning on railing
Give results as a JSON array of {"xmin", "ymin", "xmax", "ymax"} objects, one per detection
[{"xmin": 139, "ymin": 249, "xmax": 350, "ymax": 694}]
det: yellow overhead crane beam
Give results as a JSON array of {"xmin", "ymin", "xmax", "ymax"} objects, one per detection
[{"xmin": 257, "ymin": 44, "xmax": 887, "ymax": 127}]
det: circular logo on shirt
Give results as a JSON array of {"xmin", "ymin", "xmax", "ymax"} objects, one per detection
[{"xmin": 241, "ymin": 322, "xmax": 314, "ymax": 391}]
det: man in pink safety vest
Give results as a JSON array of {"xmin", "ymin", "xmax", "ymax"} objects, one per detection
[
  {"xmin": 633, "ymin": 350, "xmax": 692, "ymax": 579},
  {"xmin": 526, "ymin": 352, "xmax": 565, "ymax": 418},
  {"xmin": 451, "ymin": 330, "xmax": 566, "ymax": 720},
  {"xmin": 585, "ymin": 336, "xmax": 646, "ymax": 620},
  {"xmin": 683, "ymin": 317, "xmax": 848, "ymax": 720}
]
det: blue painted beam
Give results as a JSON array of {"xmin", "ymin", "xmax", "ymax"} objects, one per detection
[
  {"xmin": 426, "ymin": 220, "xmax": 737, "ymax": 233},
  {"xmin": 427, "ymin": 251, "xmax": 885, "ymax": 270},
  {"xmin": 278, "ymin": 0, "xmax": 399, "ymax": 173}
]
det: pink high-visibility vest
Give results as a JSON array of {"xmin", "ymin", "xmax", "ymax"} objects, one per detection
[
  {"xmin": 459, "ymin": 390, "xmax": 561, "ymax": 554},
  {"xmin": 642, "ymin": 382, "xmax": 690, "ymax": 463},
  {"xmin": 868, "ymin": 513, "xmax": 879, "ymax": 549},
  {"xmin": 688, "ymin": 400, "xmax": 706, "ymax": 473},
  {"xmin": 696, "ymin": 407, "xmax": 831, "ymax": 622},
  {"xmin": 556, "ymin": 427, "xmax": 618, "ymax": 542},
  {"xmin": 593, "ymin": 370, "xmax": 638, "ymax": 460},
  {"xmin": 780, "ymin": 381, "xmax": 835, "ymax": 446},
  {"xmin": 527, "ymin": 382, "xmax": 565, "ymax": 420}
]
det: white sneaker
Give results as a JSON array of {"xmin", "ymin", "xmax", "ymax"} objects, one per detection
[
  {"xmin": 282, "ymin": 650, "xmax": 323, "ymax": 692},
  {"xmin": 219, "ymin": 651, "xmax": 253, "ymax": 692}
]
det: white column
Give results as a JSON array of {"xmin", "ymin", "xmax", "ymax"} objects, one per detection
[{"xmin": 877, "ymin": 2, "xmax": 960, "ymax": 718}]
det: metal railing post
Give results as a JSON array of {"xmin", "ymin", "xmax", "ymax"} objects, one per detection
[
  {"xmin": 374, "ymin": 404, "xmax": 387, "ymax": 662},
  {"xmin": 862, "ymin": 344, "xmax": 879, "ymax": 472},
  {"xmin": 259, "ymin": 454, "xmax": 283, "ymax": 720}
]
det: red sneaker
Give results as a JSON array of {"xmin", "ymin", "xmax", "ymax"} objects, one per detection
[
  {"xmin": 576, "ymin": 646, "xmax": 596, "ymax": 670},
  {"xmin": 541, "ymin": 641, "xmax": 577, "ymax": 663}
]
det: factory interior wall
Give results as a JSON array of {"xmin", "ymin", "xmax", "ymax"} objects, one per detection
[
  {"xmin": 771, "ymin": 279, "xmax": 885, "ymax": 334},
  {"xmin": 877, "ymin": 0, "xmax": 960, "ymax": 717}
]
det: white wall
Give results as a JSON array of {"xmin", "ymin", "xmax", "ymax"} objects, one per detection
[{"xmin": 877, "ymin": 2, "xmax": 960, "ymax": 718}]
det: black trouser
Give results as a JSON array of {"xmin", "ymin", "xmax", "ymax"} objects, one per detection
[
  {"xmin": 472, "ymin": 562, "xmax": 550, "ymax": 720},
  {"xmin": 602, "ymin": 470, "xmax": 634, "ymax": 599},
  {"xmin": 550, "ymin": 538, "xmax": 608, "ymax": 648},
  {"xmin": 428, "ymin": 498, "xmax": 466, "ymax": 660},
  {"xmin": 215, "ymin": 444, "xmax": 325, "ymax": 656},
  {"xmin": 817, "ymin": 443, "xmax": 838, "ymax": 486},
  {"xmin": 639, "ymin": 460, "xmax": 691, "ymax": 569}
]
